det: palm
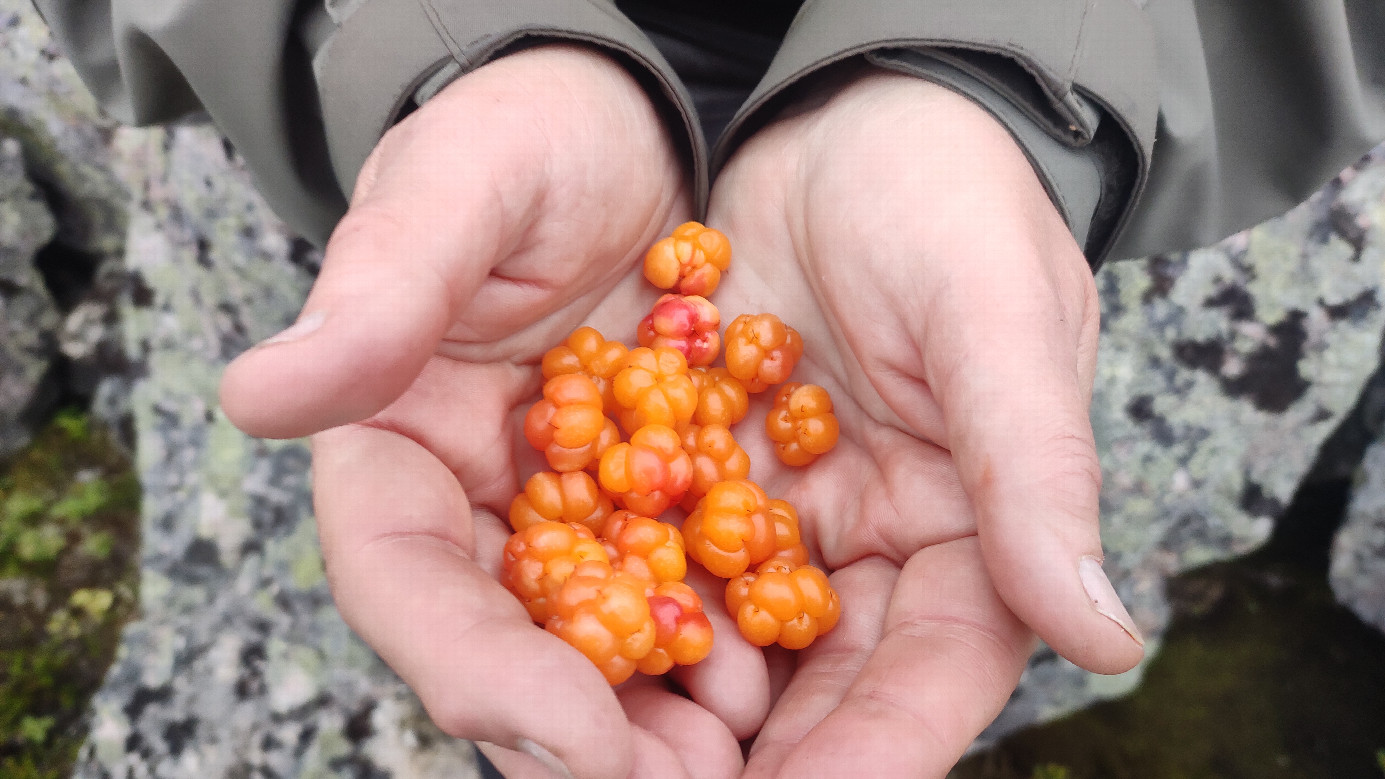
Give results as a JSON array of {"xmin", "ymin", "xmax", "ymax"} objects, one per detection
[
  {"xmin": 224, "ymin": 46, "xmax": 755, "ymax": 778},
  {"xmin": 696, "ymin": 68, "xmax": 1128, "ymax": 777},
  {"xmin": 705, "ymin": 158, "xmax": 1030, "ymax": 779}
]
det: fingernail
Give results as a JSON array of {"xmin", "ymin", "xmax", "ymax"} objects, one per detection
[
  {"xmin": 1079, "ymin": 555, "xmax": 1144, "ymax": 646},
  {"xmin": 263, "ymin": 311, "xmax": 326, "ymax": 345},
  {"xmin": 516, "ymin": 737, "xmax": 575, "ymax": 779}
]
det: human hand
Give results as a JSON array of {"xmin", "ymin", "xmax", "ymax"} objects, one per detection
[
  {"xmin": 700, "ymin": 69, "xmax": 1146, "ymax": 777},
  {"xmin": 219, "ymin": 46, "xmax": 746, "ymax": 778}
]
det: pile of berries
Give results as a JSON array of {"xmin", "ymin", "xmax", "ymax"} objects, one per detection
[{"xmin": 502, "ymin": 222, "xmax": 842, "ymax": 685}]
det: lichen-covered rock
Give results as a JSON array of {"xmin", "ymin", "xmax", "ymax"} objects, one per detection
[
  {"xmin": 1332, "ymin": 438, "xmax": 1385, "ymax": 634},
  {"xmin": 5, "ymin": 0, "xmax": 1383, "ymax": 767},
  {"xmin": 0, "ymin": 135, "xmax": 59, "ymax": 458},
  {"xmin": 0, "ymin": 4, "xmax": 126, "ymax": 256},
  {"xmin": 73, "ymin": 124, "xmax": 479, "ymax": 778},
  {"xmin": 984, "ymin": 146, "xmax": 1385, "ymax": 742},
  {"xmin": 1, "ymin": 0, "xmax": 134, "ymax": 449}
]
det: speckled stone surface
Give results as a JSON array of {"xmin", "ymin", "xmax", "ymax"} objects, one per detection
[
  {"xmin": 0, "ymin": 1, "xmax": 479, "ymax": 775},
  {"xmin": 72, "ymin": 124, "xmax": 480, "ymax": 778},
  {"xmin": 0, "ymin": 4, "xmax": 126, "ymax": 258},
  {"xmin": 1333, "ymin": 439, "xmax": 1385, "ymax": 634},
  {"xmin": 0, "ymin": 135, "xmax": 59, "ymax": 457},
  {"xmin": 3, "ymin": 0, "xmax": 1385, "ymax": 769},
  {"xmin": 984, "ymin": 147, "xmax": 1385, "ymax": 741}
]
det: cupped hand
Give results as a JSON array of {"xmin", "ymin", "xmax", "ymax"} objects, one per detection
[
  {"xmin": 701, "ymin": 69, "xmax": 1146, "ymax": 777},
  {"xmin": 220, "ymin": 45, "xmax": 743, "ymax": 778}
]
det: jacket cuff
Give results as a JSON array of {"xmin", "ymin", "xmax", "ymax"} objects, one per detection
[
  {"xmin": 313, "ymin": 0, "xmax": 707, "ymax": 209},
  {"xmin": 714, "ymin": 0, "xmax": 1158, "ymax": 267},
  {"xmin": 867, "ymin": 49, "xmax": 1109, "ymax": 259}
]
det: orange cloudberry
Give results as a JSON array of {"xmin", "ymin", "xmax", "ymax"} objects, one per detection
[
  {"xmin": 766, "ymin": 383, "xmax": 840, "ymax": 466},
  {"xmin": 502, "ymin": 522, "xmax": 610, "ymax": 623},
  {"xmin": 725, "ymin": 559, "xmax": 841, "ymax": 649},
  {"xmin": 688, "ymin": 366, "xmax": 750, "ymax": 427},
  {"xmin": 681, "ymin": 480, "xmax": 777, "ymax": 578},
  {"xmin": 547, "ymin": 567, "xmax": 657, "ymax": 685},
  {"xmin": 680, "ymin": 423, "xmax": 751, "ymax": 509},
  {"xmin": 523, "ymin": 373, "xmax": 611, "ymax": 472},
  {"xmin": 724, "ymin": 313, "xmax": 803, "ymax": 393},
  {"xmin": 541, "ymin": 326, "xmax": 630, "ymax": 415},
  {"xmin": 766, "ymin": 498, "xmax": 810, "ymax": 567},
  {"xmin": 508, "ymin": 470, "xmax": 615, "ymax": 534},
  {"xmin": 600, "ymin": 511, "xmax": 687, "ymax": 584},
  {"xmin": 598, "ymin": 424, "xmax": 693, "ymax": 516},
  {"xmin": 612, "ymin": 346, "xmax": 698, "ymax": 434},
  {"xmin": 642, "ymin": 221, "xmax": 732, "ymax": 296}
]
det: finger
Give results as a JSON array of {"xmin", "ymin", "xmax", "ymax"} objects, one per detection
[
  {"xmin": 618, "ymin": 683, "xmax": 745, "ymax": 779},
  {"xmin": 479, "ymin": 724, "xmax": 701, "ymax": 779},
  {"xmin": 219, "ymin": 172, "xmax": 508, "ymax": 438},
  {"xmin": 774, "ymin": 537, "xmax": 1032, "ymax": 778},
  {"xmin": 743, "ymin": 557, "xmax": 897, "ymax": 778},
  {"xmin": 923, "ymin": 247, "xmax": 1144, "ymax": 675},
  {"xmin": 313, "ymin": 424, "xmax": 633, "ymax": 779}
]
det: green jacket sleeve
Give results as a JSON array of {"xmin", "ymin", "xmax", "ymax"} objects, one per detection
[
  {"xmin": 718, "ymin": 0, "xmax": 1385, "ymax": 266},
  {"xmin": 33, "ymin": 0, "xmax": 706, "ymax": 247},
  {"xmin": 711, "ymin": 0, "xmax": 1158, "ymax": 267}
]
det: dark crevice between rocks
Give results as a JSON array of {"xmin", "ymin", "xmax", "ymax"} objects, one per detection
[
  {"xmin": 2, "ymin": 175, "xmax": 139, "ymax": 772},
  {"xmin": 954, "ymin": 355, "xmax": 1385, "ymax": 778},
  {"xmin": 32, "ymin": 238, "xmax": 101, "ymax": 312}
]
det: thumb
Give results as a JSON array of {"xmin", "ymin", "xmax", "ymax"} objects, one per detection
[
  {"xmin": 927, "ymin": 255, "xmax": 1144, "ymax": 676},
  {"xmin": 219, "ymin": 182, "xmax": 505, "ymax": 439}
]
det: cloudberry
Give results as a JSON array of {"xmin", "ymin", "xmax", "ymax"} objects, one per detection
[
  {"xmin": 766, "ymin": 383, "xmax": 840, "ymax": 466},
  {"xmin": 642, "ymin": 221, "xmax": 732, "ymax": 296},
  {"xmin": 682, "ymin": 480, "xmax": 777, "ymax": 578},
  {"xmin": 598, "ymin": 424, "xmax": 693, "ymax": 517},
  {"xmin": 767, "ymin": 498, "xmax": 810, "ymax": 567},
  {"xmin": 523, "ymin": 373, "xmax": 610, "ymax": 471},
  {"xmin": 502, "ymin": 522, "xmax": 610, "ymax": 623},
  {"xmin": 583, "ymin": 417, "xmax": 622, "ymax": 476},
  {"xmin": 638, "ymin": 581, "xmax": 714, "ymax": 675},
  {"xmin": 638, "ymin": 294, "xmax": 721, "ymax": 368},
  {"xmin": 600, "ymin": 511, "xmax": 687, "ymax": 584},
  {"xmin": 612, "ymin": 346, "xmax": 698, "ymax": 434},
  {"xmin": 541, "ymin": 326, "xmax": 630, "ymax": 415},
  {"xmin": 508, "ymin": 470, "xmax": 614, "ymax": 534},
  {"xmin": 688, "ymin": 367, "xmax": 750, "ymax": 427},
  {"xmin": 547, "ymin": 567, "xmax": 657, "ymax": 685},
  {"xmin": 680, "ymin": 423, "xmax": 751, "ymax": 509},
  {"xmin": 724, "ymin": 314, "xmax": 803, "ymax": 393},
  {"xmin": 725, "ymin": 560, "xmax": 841, "ymax": 650}
]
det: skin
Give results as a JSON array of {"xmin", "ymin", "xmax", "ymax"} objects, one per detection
[
  {"xmin": 704, "ymin": 68, "xmax": 1144, "ymax": 777},
  {"xmin": 219, "ymin": 46, "xmax": 1142, "ymax": 779}
]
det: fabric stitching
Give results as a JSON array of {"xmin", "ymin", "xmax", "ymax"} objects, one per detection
[
  {"xmin": 417, "ymin": 0, "xmax": 468, "ymax": 66},
  {"xmin": 1063, "ymin": 0, "xmax": 1097, "ymax": 97}
]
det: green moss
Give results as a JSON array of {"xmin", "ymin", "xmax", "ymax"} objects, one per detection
[
  {"xmin": 953, "ymin": 556, "xmax": 1385, "ymax": 779},
  {"xmin": 0, "ymin": 409, "xmax": 139, "ymax": 776}
]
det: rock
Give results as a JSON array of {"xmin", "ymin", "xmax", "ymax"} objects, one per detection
[
  {"xmin": 0, "ymin": 4, "xmax": 478, "ymax": 774},
  {"xmin": 0, "ymin": 0, "xmax": 134, "ymax": 445},
  {"xmin": 1332, "ymin": 438, "xmax": 1385, "ymax": 634},
  {"xmin": 5, "ymin": 0, "xmax": 1384, "ymax": 767},
  {"xmin": 0, "ymin": 134, "xmax": 59, "ymax": 458},
  {"xmin": 73, "ymin": 122, "xmax": 479, "ymax": 777},
  {"xmin": 983, "ymin": 145, "xmax": 1385, "ymax": 742},
  {"xmin": 58, "ymin": 259, "xmax": 132, "ymax": 403},
  {"xmin": 0, "ymin": 3, "xmax": 127, "ymax": 257}
]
